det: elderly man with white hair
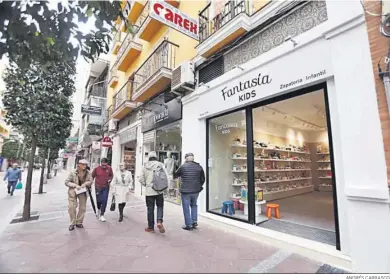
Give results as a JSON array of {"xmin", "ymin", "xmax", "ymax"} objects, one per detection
[
  {"xmin": 3, "ymin": 163, "xmax": 22, "ymax": 196},
  {"xmin": 174, "ymin": 153, "xmax": 205, "ymax": 231}
]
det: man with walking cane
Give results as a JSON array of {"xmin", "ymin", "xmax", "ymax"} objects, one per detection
[{"xmin": 65, "ymin": 159, "xmax": 93, "ymax": 231}]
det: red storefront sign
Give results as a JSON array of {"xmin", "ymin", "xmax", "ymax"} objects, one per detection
[
  {"xmin": 150, "ymin": 1, "xmax": 199, "ymax": 40},
  {"xmin": 101, "ymin": 137, "xmax": 113, "ymax": 148}
]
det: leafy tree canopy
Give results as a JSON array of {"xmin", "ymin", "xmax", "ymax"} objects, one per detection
[{"xmin": 0, "ymin": 1, "xmax": 130, "ymax": 68}]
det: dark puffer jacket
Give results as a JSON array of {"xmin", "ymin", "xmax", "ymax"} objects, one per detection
[{"xmin": 174, "ymin": 161, "xmax": 205, "ymax": 194}]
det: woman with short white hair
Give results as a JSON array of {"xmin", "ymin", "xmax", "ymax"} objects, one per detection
[{"xmin": 110, "ymin": 163, "xmax": 133, "ymax": 222}]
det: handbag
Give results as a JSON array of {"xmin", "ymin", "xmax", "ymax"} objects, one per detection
[
  {"xmin": 110, "ymin": 195, "xmax": 116, "ymax": 211},
  {"xmin": 16, "ymin": 182, "xmax": 23, "ymax": 190}
]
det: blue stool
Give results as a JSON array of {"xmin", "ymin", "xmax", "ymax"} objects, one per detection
[{"xmin": 221, "ymin": 201, "xmax": 235, "ymax": 216}]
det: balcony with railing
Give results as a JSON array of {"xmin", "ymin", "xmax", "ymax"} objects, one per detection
[
  {"xmin": 131, "ymin": 40, "xmax": 178, "ymax": 103},
  {"xmin": 112, "ymin": 81, "xmax": 138, "ymax": 120},
  {"xmin": 112, "ymin": 31, "xmax": 124, "ymax": 55},
  {"xmin": 108, "ymin": 63, "xmax": 119, "ymax": 88},
  {"xmin": 197, "ymin": 0, "xmax": 250, "ymax": 58},
  {"xmin": 104, "ymin": 105, "xmax": 113, "ymax": 125},
  {"xmin": 126, "ymin": 0, "xmax": 146, "ymax": 23},
  {"xmin": 116, "ymin": 32, "xmax": 142, "ymax": 72},
  {"xmin": 87, "ymin": 84, "xmax": 107, "ymax": 99}
]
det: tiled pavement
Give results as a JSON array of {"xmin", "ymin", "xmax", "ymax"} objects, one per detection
[{"xmin": 0, "ymin": 170, "xmax": 348, "ymax": 273}]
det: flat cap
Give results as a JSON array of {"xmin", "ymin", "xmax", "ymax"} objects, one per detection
[{"xmin": 78, "ymin": 159, "xmax": 89, "ymax": 165}]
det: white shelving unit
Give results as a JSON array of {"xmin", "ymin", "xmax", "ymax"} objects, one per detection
[{"xmin": 231, "ymin": 141, "xmax": 313, "ymax": 202}]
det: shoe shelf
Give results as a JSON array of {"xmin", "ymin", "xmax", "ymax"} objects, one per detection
[
  {"xmin": 232, "ymin": 157, "xmax": 311, "ymax": 163},
  {"xmin": 232, "ymin": 144, "xmax": 310, "ymax": 154},
  {"xmin": 263, "ymin": 185, "xmax": 314, "ymax": 201},
  {"xmin": 232, "ymin": 169, "xmax": 312, "ymax": 173},
  {"xmin": 257, "ymin": 177, "xmax": 312, "ymax": 184}
]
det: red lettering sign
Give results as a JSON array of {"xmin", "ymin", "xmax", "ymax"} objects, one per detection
[{"xmin": 150, "ymin": 2, "xmax": 199, "ymax": 40}]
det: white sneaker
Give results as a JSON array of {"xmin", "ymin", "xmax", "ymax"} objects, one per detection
[{"xmin": 99, "ymin": 215, "xmax": 107, "ymax": 222}]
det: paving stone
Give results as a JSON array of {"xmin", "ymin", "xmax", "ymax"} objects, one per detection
[{"xmin": 267, "ymin": 253, "xmax": 322, "ymax": 273}]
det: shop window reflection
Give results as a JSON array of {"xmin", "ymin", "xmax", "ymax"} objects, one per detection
[
  {"xmin": 155, "ymin": 121, "xmax": 182, "ymax": 205},
  {"xmin": 208, "ymin": 110, "xmax": 249, "ymax": 221}
]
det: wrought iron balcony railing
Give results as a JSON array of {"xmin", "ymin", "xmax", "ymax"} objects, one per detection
[
  {"xmin": 113, "ymin": 81, "xmax": 132, "ymax": 111},
  {"xmin": 87, "ymin": 85, "xmax": 107, "ymax": 99},
  {"xmin": 198, "ymin": 0, "xmax": 249, "ymax": 43},
  {"xmin": 132, "ymin": 40, "xmax": 178, "ymax": 95}
]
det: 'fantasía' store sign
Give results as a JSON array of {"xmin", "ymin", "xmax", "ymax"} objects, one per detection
[{"xmin": 198, "ymin": 41, "xmax": 333, "ymax": 119}]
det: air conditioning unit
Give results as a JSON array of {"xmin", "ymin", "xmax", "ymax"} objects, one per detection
[
  {"xmin": 171, "ymin": 61, "xmax": 195, "ymax": 95},
  {"xmin": 108, "ymin": 119, "xmax": 118, "ymax": 133}
]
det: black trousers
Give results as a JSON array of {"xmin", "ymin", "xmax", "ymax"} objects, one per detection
[
  {"xmin": 145, "ymin": 194, "xmax": 164, "ymax": 229},
  {"xmin": 118, "ymin": 203, "xmax": 126, "ymax": 215}
]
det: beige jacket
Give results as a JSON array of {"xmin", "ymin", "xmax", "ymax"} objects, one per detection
[
  {"xmin": 65, "ymin": 169, "xmax": 93, "ymax": 189},
  {"xmin": 138, "ymin": 160, "xmax": 168, "ymax": 196},
  {"xmin": 110, "ymin": 170, "xmax": 133, "ymax": 204}
]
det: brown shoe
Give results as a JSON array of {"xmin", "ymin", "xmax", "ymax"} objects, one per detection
[
  {"xmin": 145, "ymin": 227, "xmax": 155, "ymax": 233},
  {"xmin": 157, "ymin": 222, "xmax": 165, "ymax": 233}
]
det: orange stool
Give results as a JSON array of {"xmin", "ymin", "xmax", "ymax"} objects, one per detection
[{"xmin": 266, "ymin": 203, "xmax": 280, "ymax": 219}]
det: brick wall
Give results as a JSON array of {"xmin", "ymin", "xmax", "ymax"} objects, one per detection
[{"xmin": 364, "ymin": 0, "xmax": 390, "ymax": 185}]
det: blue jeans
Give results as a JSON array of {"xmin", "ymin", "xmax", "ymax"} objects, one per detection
[
  {"xmin": 7, "ymin": 181, "xmax": 17, "ymax": 195},
  {"xmin": 145, "ymin": 194, "xmax": 164, "ymax": 229},
  {"xmin": 181, "ymin": 193, "xmax": 199, "ymax": 227},
  {"xmin": 96, "ymin": 187, "xmax": 109, "ymax": 215}
]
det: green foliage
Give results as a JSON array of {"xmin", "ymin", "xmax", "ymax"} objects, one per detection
[
  {"xmin": 3, "ymin": 60, "xmax": 74, "ymax": 145},
  {"xmin": 1, "ymin": 139, "xmax": 22, "ymax": 160},
  {"xmin": 0, "ymin": 1, "xmax": 130, "ymax": 67}
]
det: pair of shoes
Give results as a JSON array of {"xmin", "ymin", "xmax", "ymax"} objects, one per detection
[
  {"xmin": 99, "ymin": 215, "xmax": 107, "ymax": 222},
  {"xmin": 118, "ymin": 215, "xmax": 123, "ymax": 222},
  {"xmin": 157, "ymin": 222, "xmax": 165, "ymax": 233},
  {"xmin": 145, "ymin": 227, "xmax": 155, "ymax": 233},
  {"xmin": 75, "ymin": 224, "xmax": 84, "ymax": 228},
  {"xmin": 182, "ymin": 225, "xmax": 193, "ymax": 231},
  {"xmin": 192, "ymin": 222, "xmax": 198, "ymax": 229},
  {"xmin": 69, "ymin": 225, "xmax": 75, "ymax": 231}
]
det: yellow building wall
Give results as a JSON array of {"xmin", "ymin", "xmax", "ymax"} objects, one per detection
[
  {"xmin": 108, "ymin": 0, "xmax": 207, "ymax": 109},
  {"xmin": 252, "ymin": 0, "xmax": 270, "ymax": 14}
]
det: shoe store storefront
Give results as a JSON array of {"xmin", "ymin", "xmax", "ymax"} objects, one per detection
[
  {"xmin": 140, "ymin": 94, "xmax": 183, "ymax": 204},
  {"xmin": 181, "ymin": 1, "xmax": 390, "ymax": 272}
]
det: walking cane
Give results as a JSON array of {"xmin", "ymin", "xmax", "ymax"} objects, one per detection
[{"xmin": 87, "ymin": 187, "xmax": 97, "ymax": 216}]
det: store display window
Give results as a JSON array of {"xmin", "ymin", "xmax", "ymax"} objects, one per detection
[
  {"xmin": 208, "ymin": 110, "xmax": 249, "ymax": 221},
  {"xmin": 206, "ymin": 87, "xmax": 338, "ymax": 246},
  {"xmin": 123, "ymin": 142, "xmax": 136, "ymax": 177},
  {"xmin": 155, "ymin": 121, "xmax": 182, "ymax": 205}
]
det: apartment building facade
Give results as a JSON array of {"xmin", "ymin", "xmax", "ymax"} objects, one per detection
[
  {"xmin": 103, "ymin": 0, "xmax": 207, "ymax": 204},
  {"xmin": 78, "ymin": 58, "xmax": 109, "ymax": 170}
]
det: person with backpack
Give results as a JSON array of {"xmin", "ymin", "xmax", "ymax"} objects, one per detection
[
  {"xmin": 174, "ymin": 153, "xmax": 205, "ymax": 231},
  {"xmin": 139, "ymin": 151, "xmax": 169, "ymax": 233}
]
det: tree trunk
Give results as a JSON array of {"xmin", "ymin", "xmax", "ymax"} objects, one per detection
[
  {"xmin": 38, "ymin": 155, "xmax": 46, "ymax": 194},
  {"xmin": 46, "ymin": 148, "xmax": 51, "ymax": 179},
  {"xmin": 22, "ymin": 135, "xmax": 37, "ymax": 220}
]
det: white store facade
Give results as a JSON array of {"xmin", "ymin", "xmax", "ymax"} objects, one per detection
[{"xmin": 181, "ymin": 0, "xmax": 390, "ymax": 273}]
